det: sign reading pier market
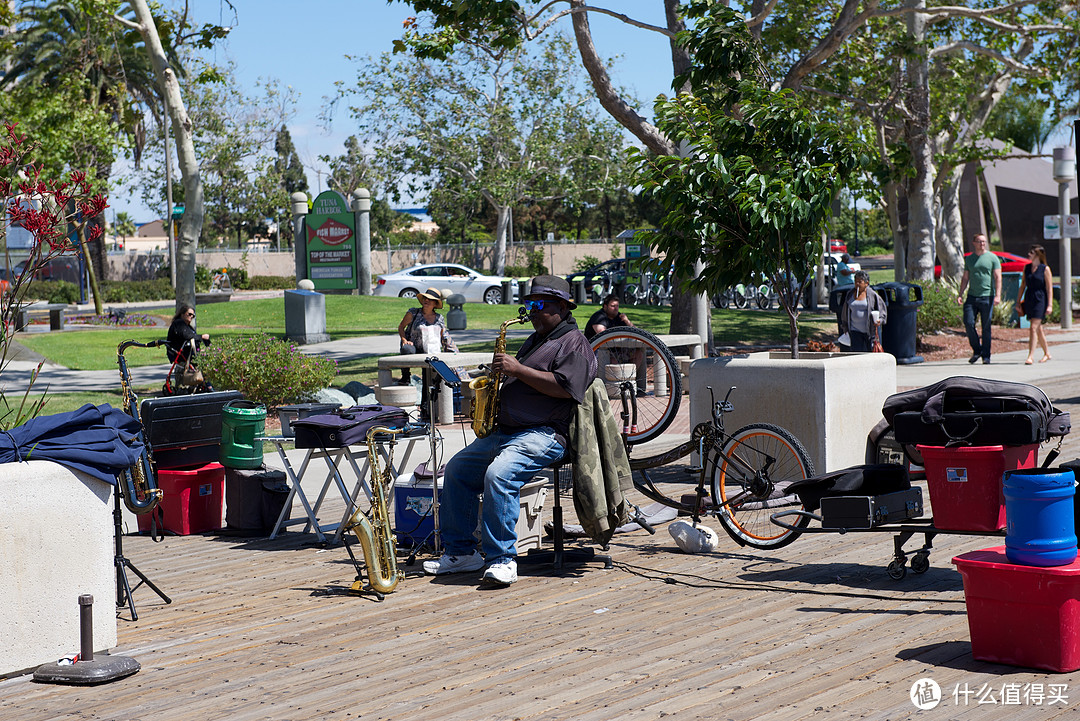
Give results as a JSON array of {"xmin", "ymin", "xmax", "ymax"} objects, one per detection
[{"xmin": 306, "ymin": 190, "xmax": 357, "ymax": 290}]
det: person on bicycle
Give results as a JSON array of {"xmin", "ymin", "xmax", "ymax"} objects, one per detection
[
  {"xmin": 423, "ymin": 275, "xmax": 596, "ymax": 587},
  {"xmin": 585, "ymin": 295, "xmax": 646, "ymax": 396}
]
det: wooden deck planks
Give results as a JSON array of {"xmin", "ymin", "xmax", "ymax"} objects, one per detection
[{"xmin": 8, "ymin": 378, "xmax": 1080, "ymax": 720}]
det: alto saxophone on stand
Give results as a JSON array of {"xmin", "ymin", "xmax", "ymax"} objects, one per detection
[
  {"xmin": 116, "ymin": 339, "xmax": 165, "ymax": 517},
  {"xmin": 342, "ymin": 425, "xmax": 404, "ymax": 599},
  {"xmin": 469, "ymin": 306, "xmax": 529, "ymax": 438}
]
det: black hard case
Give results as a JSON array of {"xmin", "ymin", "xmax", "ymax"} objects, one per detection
[
  {"xmin": 892, "ymin": 410, "xmax": 1045, "ymax": 446},
  {"xmin": 140, "ymin": 391, "xmax": 245, "ymax": 469},
  {"xmin": 819, "ymin": 487, "xmax": 924, "ymax": 529}
]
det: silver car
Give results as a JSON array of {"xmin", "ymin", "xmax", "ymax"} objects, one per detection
[{"xmin": 373, "ymin": 263, "xmax": 517, "ymax": 304}]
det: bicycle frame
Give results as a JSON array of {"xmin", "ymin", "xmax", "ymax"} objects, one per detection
[{"xmin": 626, "ymin": 387, "xmax": 770, "ymax": 518}]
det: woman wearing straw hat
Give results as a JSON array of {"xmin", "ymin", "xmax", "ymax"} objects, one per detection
[{"xmin": 397, "ymin": 288, "xmax": 459, "ymax": 417}]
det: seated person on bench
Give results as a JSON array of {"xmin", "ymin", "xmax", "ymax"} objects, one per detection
[{"xmin": 423, "ymin": 275, "xmax": 597, "ymax": 587}]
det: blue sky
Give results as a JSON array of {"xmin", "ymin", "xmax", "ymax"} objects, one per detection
[{"xmin": 115, "ymin": 0, "xmax": 678, "ymax": 221}]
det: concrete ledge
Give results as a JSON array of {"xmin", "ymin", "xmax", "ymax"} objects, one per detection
[
  {"xmin": 689, "ymin": 351, "xmax": 896, "ymax": 473},
  {"xmin": 1, "ymin": 462, "xmax": 117, "ymax": 676}
]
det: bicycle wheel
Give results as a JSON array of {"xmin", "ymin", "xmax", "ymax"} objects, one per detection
[
  {"xmin": 590, "ymin": 327, "xmax": 682, "ymax": 445},
  {"xmin": 623, "ymin": 284, "xmax": 640, "ymax": 305},
  {"xmin": 733, "ymin": 284, "xmax": 749, "ymax": 309},
  {"xmin": 711, "ymin": 423, "xmax": 814, "ymax": 549},
  {"xmin": 648, "ymin": 289, "xmax": 662, "ymax": 307},
  {"xmin": 756, "ymin": 286, "xmax": 772, "ymax": 310}
]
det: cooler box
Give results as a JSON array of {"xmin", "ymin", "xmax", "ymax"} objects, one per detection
[
  {"xmin": 917, "ymin": 444, "xmax": 1037, "ymax": 532},
  {"xmin": 138, "ymin": 462, "xmax": 225, "ymax": 535},
  {"xmin": 953, "ymin": 546, "xmax": 1080, "ymax": 672},
  {"xmin": 392, "ymin": 475, "xmax": 548, "ymax": 552},
  {"xmin": 393, "ymin": 473, "xmax": 442, "ymax": 547}
]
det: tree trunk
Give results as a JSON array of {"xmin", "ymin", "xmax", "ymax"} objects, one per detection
[
  {"xmin": 493, "ymin": 203, "xmax": 509, "ymax": 274},
  {"xmin": 76, "ymin": 223, "xmax": 103, "ymax": 315},
  {"xmin": 938, "ymin": 169, "xmax": 966, "ymax": 283},
  {"xmin": 123, "ymin": 0, "xmax": 203, "ymax": 312},
  {"xmin": 903, "ymin": 0, "xmax": 936, "ymax": 283}
]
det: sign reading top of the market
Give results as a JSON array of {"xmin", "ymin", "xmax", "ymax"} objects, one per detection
[{"xmin": 306, "ymin": 190, "xmax": 357, "ymax": 290}]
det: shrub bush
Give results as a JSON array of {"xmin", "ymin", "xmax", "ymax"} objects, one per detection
[
  {"xmin": 247, "ymin": 275, "xmax": 299, "ymax": 290},
  {"xmin": 198, "ymin": 334, "xmax": 338, "ymax": 408},
  {"xmin": 101, "ymin": 279, "xmax": 175, "ymax": 302},
  {"xmin": 915, "ymin": 280, "xmax": 962, "ymax": 335},
  {"xmin": 24, "ymin": 280, "xmax": 79, "ymax": 304},
  {"xmin": 156, "ymin": 263, "xmax": 212, "ymax": 291}
]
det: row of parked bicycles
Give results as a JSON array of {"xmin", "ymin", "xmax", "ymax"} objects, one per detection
[{"xmin": 587, "ymin": 270, "xmax": 675, "ymax": 306}]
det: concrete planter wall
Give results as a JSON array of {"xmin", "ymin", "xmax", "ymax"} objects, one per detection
[
  {"xmin": 1, "ymin": 461, "xmax": 117, "ymax": 676},
  {"xmin": 688, "ymin": 351, "xmax": 897, "ymax": 473}
]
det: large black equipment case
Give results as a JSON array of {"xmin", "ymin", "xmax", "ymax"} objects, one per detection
[
  {"xmin": 892, "ymin": 409, "xmax": 1045, "ymax": 446},
  {"xmin": 141, "ymin": 391, "xmax": 245, "ymax": 469},
  {"xmin": 819, "ymin": 488, "xmax": 924, "ymax": 529}
]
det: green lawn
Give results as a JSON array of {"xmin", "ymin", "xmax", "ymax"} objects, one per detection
[{"xmin": 9, "ymin": 294, "xmax": 841, "ymax": 415}]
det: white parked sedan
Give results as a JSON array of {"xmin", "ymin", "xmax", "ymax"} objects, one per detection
[{"xmin": 373, "ymin": 263, "xmax": 518, "ymax": 304}]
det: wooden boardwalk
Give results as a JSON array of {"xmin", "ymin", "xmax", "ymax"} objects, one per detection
[{"xmin": 4, "ymin": 379, "xmax": 1080, "ymax": 720}]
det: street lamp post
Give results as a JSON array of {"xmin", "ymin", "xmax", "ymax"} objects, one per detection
[{"xmin": 1053, "ymin": 146, "xmax": 1075, "ymax": 330}]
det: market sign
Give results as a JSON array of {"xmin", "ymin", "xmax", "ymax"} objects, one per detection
[{"xmin": 306, "ymin": 190, "xmax": 356, "ymax": 290}]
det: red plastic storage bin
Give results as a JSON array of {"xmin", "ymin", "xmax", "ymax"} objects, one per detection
[
  {"xmin": 917, "ymin": 444, "xmax": 1036, "ymax": 532},
  {"xmin": 138, "ymin": 462, "xmax": 225, "ymax": 535},
  {"xmin": 953, "ymin": 546, "xmax": 1080, "ymax": 672}
]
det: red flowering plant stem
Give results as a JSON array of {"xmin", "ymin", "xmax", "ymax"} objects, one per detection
[{"xmin": 1, "ymin": 122, "xmax": 109, "ymax": 425}]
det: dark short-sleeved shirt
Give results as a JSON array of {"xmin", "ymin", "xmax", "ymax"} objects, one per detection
[
  {"xmin": 584, "ymin": 309, "xmax": 629, "ymax": 340},
  {"xmin": 498, "ymin": 316, "xmax": 598, "ymax": 446}
]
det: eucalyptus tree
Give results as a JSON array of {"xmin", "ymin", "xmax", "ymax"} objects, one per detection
[
  {"xmin": 334, "ymin": 31, "xmax": 628, "ymax": 274},
  {"xmin": 400, "ymin": 0, "xmax": 1079, "ymax": 289}
]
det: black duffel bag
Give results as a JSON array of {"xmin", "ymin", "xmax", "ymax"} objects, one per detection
[
  {"xmin": 291, "ymin": 405, "xmax": 408, "ymax": 449},
  {"xmin": 882, "ymin": 376, "xmax": 1070, "ymax": 447}
]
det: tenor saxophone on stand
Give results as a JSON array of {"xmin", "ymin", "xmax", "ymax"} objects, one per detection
[
  {"xmin": 116, "ymin": 339, "xmax": 164, "ymax": 515},
  {"xmin": 344, "ymin": 425, "xmax": 404, "ymax": 596},
  {"xmin": 469, "ymin": 306, "xmax": 529, "ymax": 438}
]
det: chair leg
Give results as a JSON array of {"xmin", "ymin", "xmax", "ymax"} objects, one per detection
[{"xmin": 519, "ymin": 463, "xmax": 611, "ymax": 572}]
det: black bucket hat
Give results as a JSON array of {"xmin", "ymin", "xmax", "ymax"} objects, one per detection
[{"xmin": 526, "ymin": 274, "xmax": 576, "ymax": 310}]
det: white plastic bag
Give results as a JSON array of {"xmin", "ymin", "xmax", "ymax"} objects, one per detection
[
  {"xmin": 418, "ymin": 325, "xmax": 442, "ymax": 354},
  {"xmin": 668, "ymin": 520, "xmax": 719, "ymax": 554}
]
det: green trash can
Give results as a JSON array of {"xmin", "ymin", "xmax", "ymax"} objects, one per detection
[{"xmin": 220, "ymin": 400, "xmax": 266, "ymax": 469}]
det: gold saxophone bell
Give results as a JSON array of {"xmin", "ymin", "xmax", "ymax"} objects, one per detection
[
  {"xmin": 469, "ymin": 307, "xmax": 529, "ymax": 438},
  {"xmin": 345, "ymin": 425, "xmax": 404, "ymax": 595}
]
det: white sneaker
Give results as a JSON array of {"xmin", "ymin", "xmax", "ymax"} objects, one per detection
[
  {"xmin": 481, "ymin": 559, "xmax": 518, "ymax": 586},
  {"xmin": 423, "ymin": 551, "xmax": 484, "ymax": 575}
]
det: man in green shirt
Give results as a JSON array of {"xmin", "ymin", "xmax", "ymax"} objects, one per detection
[{"xmin": 957, "ymin": 234, "xmax": 1002, "ymax": 364}]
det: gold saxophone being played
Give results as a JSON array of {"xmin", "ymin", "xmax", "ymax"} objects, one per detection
[
  {"xmin": 344, "ymin": 425, "xmax": 403, "ymax": 596},
  {"xmin": 469, "ymin": 306, "xmax": 529, "ymax": 438},
  {"xmin": 116, "ymin": 339, "xmax": 165, "ymax": 515}
]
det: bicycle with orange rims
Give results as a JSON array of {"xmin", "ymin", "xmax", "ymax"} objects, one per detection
[{"xmin": 626, "ymin": 384, "xmax": 815, "ymax": 550}]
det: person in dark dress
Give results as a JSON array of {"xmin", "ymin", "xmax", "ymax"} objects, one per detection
[{"xmin": 1017, "ymin": 244, "xmax": 1053, "ymax": 365}]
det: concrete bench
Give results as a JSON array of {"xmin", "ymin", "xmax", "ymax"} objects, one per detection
[
  {"xmin": 377, "ymin": 352, "xmax": 493, "ymax": 424},
  {"xmin": 15, "ymin": 303, "xmax": 70, "ymax": 331},
  {"xmin": 655, "ymin": 333, "xmax": 704, "ymax": 359}
]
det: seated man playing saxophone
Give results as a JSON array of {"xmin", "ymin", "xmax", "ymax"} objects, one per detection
[{"xmin": 423, "ymin": 275, "xmax": 597, "ymax": 586}]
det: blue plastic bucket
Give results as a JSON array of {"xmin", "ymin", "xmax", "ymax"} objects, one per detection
[{"xmin": 1004, "ymin": 468, "xmax": 1077, "ymax": 567}]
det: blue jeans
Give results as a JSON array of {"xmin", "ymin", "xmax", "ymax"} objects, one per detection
[
  {"xmin": 439, "ymin": 428, "xmax": 565, "ymax": 564},
  {"xmin": 963, "ymin": 295, "xmax": 993, "ymax": 360}
]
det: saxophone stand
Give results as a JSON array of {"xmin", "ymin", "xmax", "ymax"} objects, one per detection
[
  {"xmin": 414, "ymin": 357, "xmax": 464, "ymax": 560},
  {"xmin": 112, "ymin": 487, "xmax": 171, "ymax": 621}
]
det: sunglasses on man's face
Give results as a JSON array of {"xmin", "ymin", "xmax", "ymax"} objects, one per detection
[{"xmin": 524, "ymin": 299, "xmax": 556, "ymax": 312}]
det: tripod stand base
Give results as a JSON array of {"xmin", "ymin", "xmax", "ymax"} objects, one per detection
[
  {"xmin": 519, "ymin": 546, "xmax": 613, "ymax": 571},
  {"xmin": 34, "ymin": 655, "xmax": 140, "ymax": 685}
]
